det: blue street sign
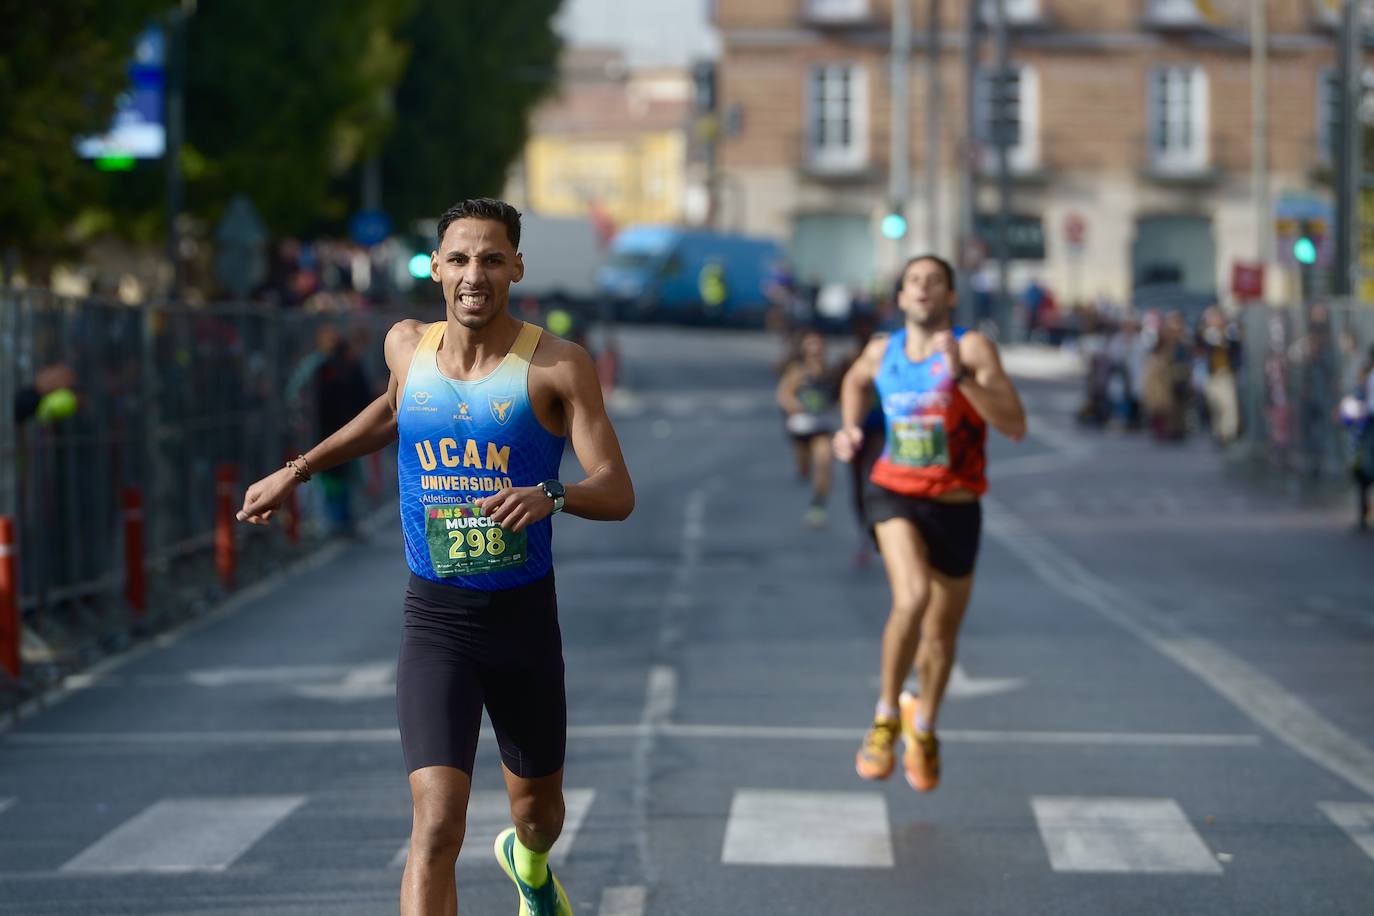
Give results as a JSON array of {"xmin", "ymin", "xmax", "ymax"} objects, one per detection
[{"xmin": 349, "ymin": 209, "xmax": 392, "ymax": 247}]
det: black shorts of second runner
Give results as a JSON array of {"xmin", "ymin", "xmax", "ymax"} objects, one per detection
[
  {"xmin": 396, "ymin": 572, "xmax": 566, "ymax": 778},
  {"xmin": 864, "ymin": 484, "xmax": 983, "ymax": 578}
]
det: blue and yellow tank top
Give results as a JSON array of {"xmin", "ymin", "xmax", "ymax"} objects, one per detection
[
  {"xmin": 870, "ymin": 327, "xmax": 987, "ymax": 499},
  {"xmin": 398, "ymin": 321, "xmax": 565, "ymax": 590}
]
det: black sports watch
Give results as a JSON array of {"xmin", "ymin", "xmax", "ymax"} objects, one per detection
[{"xmin": 540, "ymin": 479, "xmax": 565, "ymax": 514}]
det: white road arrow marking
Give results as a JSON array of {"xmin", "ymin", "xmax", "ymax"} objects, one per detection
[{"xmin": 871, "ymin": 662, "xmax": 1026, "ymax": 699}]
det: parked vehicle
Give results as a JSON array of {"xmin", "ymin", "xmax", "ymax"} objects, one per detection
[{"xmin": 596, "ymin": 225, "xmax": 786, "ymax": 325}]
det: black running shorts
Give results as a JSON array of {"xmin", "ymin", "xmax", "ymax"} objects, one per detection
[
  {"xmin": 864, "ymin": 486, "xmax": 983, "ymax": 578},
  {"xmin": 396, "ymin": 572, "xmax": 566, "ymax": 778}
]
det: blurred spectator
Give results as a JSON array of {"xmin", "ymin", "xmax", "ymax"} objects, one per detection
[
  {"xmin": 1292, "ymin": 305, "xmax": 1339, "ymax": 479},
  {"xmin": 315, "ymin": 329, "xmax": 373, "ymax": 538},
  {"xmin": 1101, "ymin": 313, "xmax": 1146, "ymax": 430},
  {"xmin": 1143, "ymin": 311, "xmax": 1192, "ymax": 441},
  {"xmin": 1022, "ymin": 277, "xmax": 1053, "ymax": 341},
  {"xmin": 12, "ymin": 363, "xmax": 78, "ymax": 426},
  {"xmin": 1196, "ymin": 305, "xmax": 1242, "ymax": 446},
  {"xmin": 1342, "ymin": 345, "xmax": 1374, "ymax": 531}
]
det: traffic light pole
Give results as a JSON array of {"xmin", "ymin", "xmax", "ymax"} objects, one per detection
[
  {"xmin": 889, "ymin": 0, "xmax": 912, "ymax": 247},
  {"xmin": 993, "ymin": 0, "xmax": 1012, "ymax": 338},
  {"xmin": 1336, "ymin": 0, "xmax": 1363, "ymax": 298},
  {"xmin": 925, "ymin": 0, "xmax": 942, "ymax": 252}
]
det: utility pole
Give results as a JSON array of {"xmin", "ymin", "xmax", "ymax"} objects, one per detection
[
  {"xmin": 925, "ymin": 0, "xmax": 943, "ymax": 252},
  {"xmin": 992, "ymin": 0, "xmax": 1012, "ymax": 337},
  {"xmin": 889, "ymin": 0, "xmax": 913, "ymax": 264},
  {"xmin": 1336, "ymin": 0, "xmax": 1362, "ymax": 298},
  {"xmin": 1251, "ymin": 0, "xmax": 1269, "ymax": 273},
  {"xmin": 960, "ymin": 1, "xmax": 980, "ymax": 326}
]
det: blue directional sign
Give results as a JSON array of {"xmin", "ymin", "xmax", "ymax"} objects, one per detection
[
  {"xmin": 76, "ymin": 26, "xmax": 166, "ymax": 161},
  {"xmin": 349, "ymin": 209, "xmax": 392, "ymax": 247}
]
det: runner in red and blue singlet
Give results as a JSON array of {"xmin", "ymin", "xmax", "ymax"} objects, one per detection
[{"xmin": 834, "ymin": 255, "xmax": 1027, "ymax": 793}]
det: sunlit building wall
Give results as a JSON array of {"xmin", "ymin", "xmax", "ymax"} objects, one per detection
[{"xmin": 715, "ymin": 0, "xmax": 1365, "ymax": 306}]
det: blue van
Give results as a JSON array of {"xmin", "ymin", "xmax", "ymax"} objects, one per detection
[{"xmin": 595, "ymin": 225, "xmax": 786, "ymax": 325}]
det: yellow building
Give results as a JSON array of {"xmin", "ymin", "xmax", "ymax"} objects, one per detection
[{"xmin": 509, "ymin": 50, "xmax": 695, "ymax": 228}]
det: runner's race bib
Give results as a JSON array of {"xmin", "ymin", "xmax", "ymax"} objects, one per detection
[
  {"xmin": 889, "ymin": 416, "xmax": 950, "ymax": 468},
  {"xmin": 424, "ymin": 503, "xmax": 527, "ymax": 577}
]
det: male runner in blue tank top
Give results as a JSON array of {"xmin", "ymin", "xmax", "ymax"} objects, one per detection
[
  {"xmin": 236, "ymin": 198, "xmax": 635, "ymax": 916},
  {"xmin": 835, "ymin": 255, "xmax": 1026, "ymax": 793}
]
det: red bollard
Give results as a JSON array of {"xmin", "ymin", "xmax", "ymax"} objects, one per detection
[
  {"xmin": 215, "ymin": 464, "xmax": 237, "ymax": 591},
  {"xmin": 596, "ymin": 345, "xmax": 619, "ymax": 394},
  {"xmin": 0, "ymin": 516, "xmax": 19, "ymax": 680},
  {"xmin": 123, "ymin": 488, "xmax": 146, "ymax": 616}
]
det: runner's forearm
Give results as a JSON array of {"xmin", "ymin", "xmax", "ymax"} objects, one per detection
[
  {"xmin": 955, "ymin": 379, "xmax": 1026, "ymax": 440},
  {"xmin": 302, "ymin": 393, "xmax": 398, "ymax": 473},
  {"xmin": 840, "ymin": 366, "xmax": 870, "ymax": 431},
  {"xmin": 562, "ymin": 465, "xmax": 635, "ymax": 521}
]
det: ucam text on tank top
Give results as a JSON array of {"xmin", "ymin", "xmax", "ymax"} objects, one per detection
[
  {"xmin": 397, "ymin": 322, "xmax": 566, "ymax": 591},
  {"xmin": 869, "ymin": 328, "xmax": 988, "ymax": 499}
]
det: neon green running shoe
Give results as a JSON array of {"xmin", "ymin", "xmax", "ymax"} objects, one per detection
[{"xmin": 494, "ymin": 827, "xmax": 573, "ymax": 916}]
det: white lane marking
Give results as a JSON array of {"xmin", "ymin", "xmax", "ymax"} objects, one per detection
[
  {"xmin": 629, "ymin": 482, "xmax": 714, "ymax": 886},
  {"xmin": 598, "ymin": 885, "xmax": 647, "ymax": 916},
  {"xmin": 722, "ymin": 790, "xmax": 893, "ymax": 868},
  {"xmin": 390, "ymin": 789, "xmax": 594, "ymax": 869},
  {"xmin": 1318, "ymin": 802, "xmax": 1374, "ymax": 863},
  {"xmin": 0, "ymin": 798, "xmax": 13, "ymax": 816},
  {"xmin": 1031, "ymin": 797, "xmax": 1222, "ymax": 874},
  {"xmin": 0, "ymin": 725, "xmax": 1261, "ymax": 747},
  {"xmin": 986, "ymin": 498, "xmax": 1374, "ymax": 800},
  {"xmin": 60, "ymin": 796, "xmax": 305, "ymax": 873}
]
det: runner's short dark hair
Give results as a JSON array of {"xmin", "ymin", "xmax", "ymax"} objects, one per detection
[
  {"xmin": 895, "ymin": 254, "xmax": 957, "ymax": 296},
  {"xmin": 436, "ymin": 198, "xmax": 523, "ymax": 250}
]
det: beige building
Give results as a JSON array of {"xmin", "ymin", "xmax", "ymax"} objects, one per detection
[
  {"xmin": 507, "ymin": 49, "xmax": 700, "ymax": 229},
  {"xmin": 715, "ymin": 0, "xmax": 1360, "ymax": 306}
]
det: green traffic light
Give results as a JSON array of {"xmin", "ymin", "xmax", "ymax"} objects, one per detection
[
  {"xmin": 1293, "ymin": 237, "xmax": 1318, "ymax": 266},
  {"xmin": 408, "ymin": 253, "xmax": 432, "ymax": 279},
  {"xmin": 95, "ymin": 155, "xmax": 136, "ymax": 172},
  {"xmin": 881, "ymin": 213, "xmax": 908, "ymax": 241}
]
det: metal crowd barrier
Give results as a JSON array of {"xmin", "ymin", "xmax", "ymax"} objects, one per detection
[
  {"xmin": 0, "ymin": 290, "xmax": 403, "ymax": 697},
  {"xmin": 1236, "ymin": 301, "xmax": 1374, "ymax": 487}
]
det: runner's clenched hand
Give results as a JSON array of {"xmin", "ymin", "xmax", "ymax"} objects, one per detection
[
  {"xmin": 236, "ymin": 466, "xmax": 299, "ymax": 525},
  {"xmin": 833, "ymin": 426, "xmax": 864, "ymax": 463},
  {"xmin": 475, "ymin": 486, "xmax": 555, "ymax": 533}
]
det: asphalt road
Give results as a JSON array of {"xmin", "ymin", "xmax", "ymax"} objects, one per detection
[{"xmin": 1, "ymin": 326, "xmax": 1372, "ymax": 915}]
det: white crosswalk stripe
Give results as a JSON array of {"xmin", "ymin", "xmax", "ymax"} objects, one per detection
[
  {"xmin": 0, "ymin": 797, "xmax": 14, "ymax": 816},
  {"xmin": 1031, "ymin": 797, "xmax": 1222, "ymax": 874},
  {"xmin": 390, "ymin": 788, "xmax": 595, "ymax": 869},
  {"xmin": 721, "ymin": 789, "xmax": 894, "ymax": 868},
  {"xmin": 1318, "ymin": 802, "xmax": 1374, "ymax": 863},
  {"xmin": 60, "ymin": 796, "xmax": 306, "ymax": 873}
]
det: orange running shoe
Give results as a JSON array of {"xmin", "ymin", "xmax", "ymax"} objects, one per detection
[
  {"xmin": 899, "ymin": 691, "xmax": 940, "ymax": 792},
  {"xmin": 854, "ymin": 716, "xmax": 899, "ymax": 780}
]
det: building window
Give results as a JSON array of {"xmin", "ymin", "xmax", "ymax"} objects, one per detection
[
  {"xmin": 1148, "ymin": 66, "xmax": 1208, "ymax": 173},
  {"xmin": 973, "ymin": 64, "xmax": 1039, "ymax": 173},
  {"xmin": 807, "ymin": 63, "xmax": 868, "ymax": 172},
  {"xmin": 979, "ymin": 0, "xmax": 1042, "ymax": 24},
  {"xmin": 805, "ymin": 0, "xmax": 869, "ymax": 22}
]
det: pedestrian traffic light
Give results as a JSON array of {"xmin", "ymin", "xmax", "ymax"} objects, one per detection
[
  {"xmin": 1294, "ymin": 218, "xmax": 1326, "ymax": 266},
  {"xmin": 881, "ymin": 210, "xmax": 908, "ymax": 241},
  {"xmin": 407, "ymin": 252, "xmax": 432, "ymax": 279}
]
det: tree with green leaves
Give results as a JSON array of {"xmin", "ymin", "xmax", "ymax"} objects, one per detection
[
  {"xmin": 182, "ymin": 0, "xmax": 414, "ymax": 237},
  {"xmin": 382, "ymin": 0, "xmax": 563, "ymax": 230},
  {"xmin": 0, "ymin": 0, "xmax": 169, "ymax": 265}
]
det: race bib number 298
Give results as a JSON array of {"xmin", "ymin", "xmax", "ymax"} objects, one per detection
[{"xmin": 424, "ymin": 503, "xmax": 527, "ymax": 577}]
